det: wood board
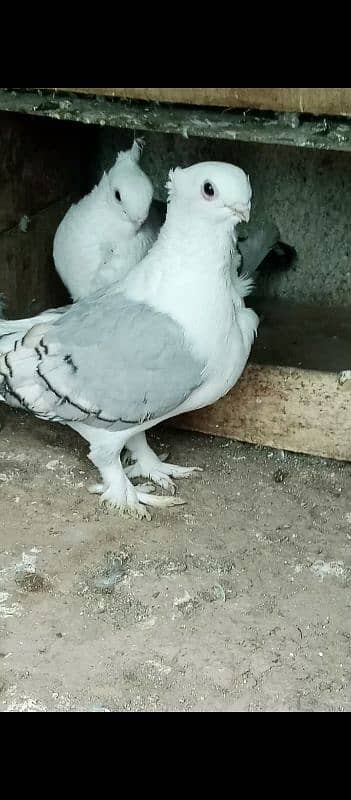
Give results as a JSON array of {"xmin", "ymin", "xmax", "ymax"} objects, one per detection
[
  {"xmin": 41, "ymin": 88, "xmax": 351, "ymax": 117},
  {"xmin": 170, "ymin": 363, "xmax": 351, "ymax": 462}
]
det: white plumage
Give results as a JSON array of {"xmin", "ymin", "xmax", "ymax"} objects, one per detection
[
  {"xmin": 53, "ymin": 138, "xmax": 161, "ymax": 301},
  {"xmin": 0, "ymin": 160, "xmax": 258, "ymax": 520}
]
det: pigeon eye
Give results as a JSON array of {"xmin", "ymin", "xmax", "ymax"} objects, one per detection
[
  {"xmin": 115, "ymin": 190, "xmax": 121, "ymax": 202},
  {"xmin": 202, "ymin": 181, "xmax": 216, "ymax": 200}
]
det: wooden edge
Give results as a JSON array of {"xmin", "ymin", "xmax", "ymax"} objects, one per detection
[
  {"xmin": 4, "ymin": 92, "xmax": 351, "ymax": 153},
  {"xmin": 168, "ymin": 363, "xmax": 351, "ymax": 462},
  {"xmin": 38, "ymin": 88, "xmax": 351, "ymax": 117}
]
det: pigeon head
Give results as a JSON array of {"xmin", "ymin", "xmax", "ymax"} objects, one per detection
[
  {"xmin": 166, "ymin": 161, "xmax": 252, "ymax": 227},
  {"xmin": 106, "ymin": 139, "xmax": 154, "ymax": 231}
]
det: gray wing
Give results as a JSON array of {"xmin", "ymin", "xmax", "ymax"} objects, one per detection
[{"xmin": 0, "ymin": 291, "xmax": 204, "ymax": 430}]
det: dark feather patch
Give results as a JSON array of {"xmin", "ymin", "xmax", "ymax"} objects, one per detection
[
  {"xmin": 64, "ymin": 354, "xmax": 78, "ymax": 373},
  {"xmin": 4, "ymin": 353, "xmax": 13, "ymax": 378},
  {"xmin": 40, "ymin": 337, "xmax": 48, "ymax": 355},
  {"xmin": 257, "ymin": 242, "xmax": 297, "ymax": 274}
]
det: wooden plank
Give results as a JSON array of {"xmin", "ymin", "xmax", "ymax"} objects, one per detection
[
  {"xmin": 2, "ymin": 91, "xmax": 351, "ymax": 153},
  {"xmin": 0, "ymin": 112, "xmax": 88, "ymax": 234},
  {"xmin": 0, "ymin": 198, "xmax": 71, "ymax": 318},
  {"xmin": 43, "ymin": 88, "xmax": 351, "ymax": 117},
  {"xmin": 170, "ymin": 364, "xmax": 351, "ymax": 462}
]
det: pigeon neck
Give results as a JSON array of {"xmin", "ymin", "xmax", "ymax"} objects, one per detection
[{"xmin": 161, "ymin": 203, "xmax": 236, "ymax": 269}]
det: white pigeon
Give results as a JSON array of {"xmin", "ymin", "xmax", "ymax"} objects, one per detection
[
  {"xmin": 0, "ymin": 161, "xmax": 258, "ymax": 520},
  {"xmin": 0, "ymin": 141, "xmax": 239, "ymax": 491},
  {"xmin": 53, "ymin": 138, "xmax": 161, "ymax": 301},
  {"xmin": 0, "ymin": 143, "xmax": 289, "ymax": 491}
]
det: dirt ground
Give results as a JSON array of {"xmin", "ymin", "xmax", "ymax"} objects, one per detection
[{"xmin": 0, "ymin": 406, "xmax": 351, "ymax": 713}]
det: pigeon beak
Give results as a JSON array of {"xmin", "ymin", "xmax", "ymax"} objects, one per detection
[{"xmin": 229, "ymin": 204, "xmax": 251, "ymax": 223}]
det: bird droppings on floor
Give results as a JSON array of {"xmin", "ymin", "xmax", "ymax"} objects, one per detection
[{"xmin": 0, "ymin": 406, "xmax": 351, "ymax": 712}]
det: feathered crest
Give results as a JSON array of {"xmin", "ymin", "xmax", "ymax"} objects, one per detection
[
  {"xmin": 97, "ymin": 171, "xmax": 111, "ymax": 198},
  {"xmin": 117, "ymin": 137, "xmax": 145, "ymax": 165},
  {"xmin": 166, "ymin": 168, "xmax": 177, "ymax": 203}
]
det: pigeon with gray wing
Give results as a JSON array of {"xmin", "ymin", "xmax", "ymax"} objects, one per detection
[
  {"xmin": 0, "ymin": 147, "xmax": 293, "ymax": 492},
  {"xmin": 0, "ymin": 160, "xmax": 258, "ymax": 520}
]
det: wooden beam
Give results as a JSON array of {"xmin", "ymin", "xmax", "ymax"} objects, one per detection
[
  {"xmin": 2, "ymin": 91, "xmax": 351, "ymax": 153},
  {"xmin": 171, "ymin": 364, "xmax": 351, "ymax": 462},
  {"xmin": 41, "ymin": 88, "xmax": 351, "ymax": 117}
]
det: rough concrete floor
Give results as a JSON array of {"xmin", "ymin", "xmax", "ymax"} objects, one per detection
[{"xmin": 0, "ymin": 407, "xmax": 351, "ymax": 713}]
